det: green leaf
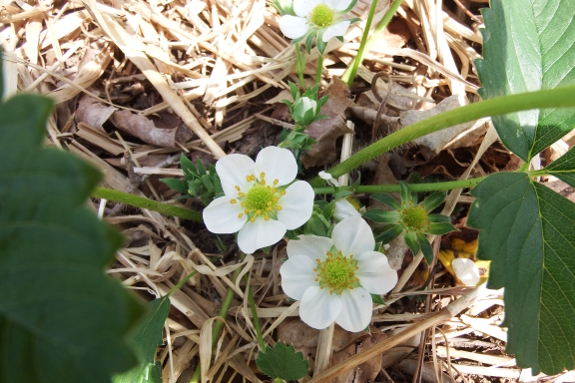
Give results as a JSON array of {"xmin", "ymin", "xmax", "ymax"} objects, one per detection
[
  {"xmin": 544, "ymin": 146, "xmax": 575, "ymax": 187},
  {"xmin": 467, "ymin": 172, "xmax": 575, "ymax": 374},
  {"xmin": 180, "ymin": 153, "xmax": 197, "ymax": 178},
  {"xmin": 256, "ymin": 342, "xmax": 309, "ymax": 380},
  {"xmin": 113, "ymin": 297, "xmax": 171, "ymax": 383},
  {"xmin": 161, "ymin": 178, "xmax": 188, "ymax": 194},
  {"xmin": 475, "ymin": 0, "xmax": 575, "ymax": 161},
  {"xmin": 0, "ymin": 92, "xmax": 144, "ymax": 382}
]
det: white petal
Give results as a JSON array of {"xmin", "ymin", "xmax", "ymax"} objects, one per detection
[
  {"xmin": 300, "ymin": 97, "xmax": 318, "ymax": 114},
  {"xmin": 334, "ymin": 199, "xmax": 360, "ymax": 221},
  {"xmin": 335, "ymin": 287, "xmax": 373, "ymax": 332},
  {"xmin": 279, "ymin": 15, "xmax": 310, "ymax": 40},
  {"xmin": 203, "ymin": 196, "xmax": 246, "ymax": 234},
  {"xmin": 300, "ymin": 285, "xmax": 342, "ymax": 330},
  {"xmin": 322, "ymin": 20, "xmax": 350, "ymax": 42},
  {"xmin": 280, "ymin": 255, "xmax": 318, "ymax": 300},
  {"xmin": 319, "ymin": 171, "xmax": 339, "ymax": 186},
  {"xmin": 277, "ymin": 181, "xmax": 315, "ymax": 230},
  {"xmin": 287, "ymin": 235, "xmax": 333, "ymax": 260},
  {"xmin": 332, "ymin": 217, "xmax": 375, "ymax": 257},
  {"xmin": 293, "ymin": 0, "xmax": 321, "ymax": 17},
  {"xmin": 452, "ymin": 258, "xmax": 480, "ymax": 286},
  {"xmin": 356, "ymin": 251, "xmax": 398, "ymax": 294},
  {"xmin": 328, "ymin": 0, "xmax": 353, "ymax": 12},
  {"xmin": 216, "ymin": 154, "xmax": 254, "ymax": 196},
  {"xmin": 254, "ymin": 146, "xmax": 298, "ymax": 187},
  {"xmin": 237, "ymin": 217, "xmax": 286, "ymax": 254}
]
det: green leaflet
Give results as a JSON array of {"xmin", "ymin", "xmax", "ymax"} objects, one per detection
[
  {"xmin": 0, "ymin": 89, "xmax": 144, "ymax": 381},
  {"xmin": 256, "ymin": 342, "xmax": 309, "ymax": 380},
  {"xmin": 467, "ymin": 172, "xmax": 575, "ymax": 374},
  {"xmin": 475, "ymin": 0, "xmax": 575, "ymax": 161},
  {"xmin": 113, "ymin": 297, "xmax": 171, "ymax": 383}
]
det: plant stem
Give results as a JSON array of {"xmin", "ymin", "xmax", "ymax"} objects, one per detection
[
  {"xmin": 189, "ymin": 264, "xmax": 243, "ymax": 383},
  {"xmin": 247, "ymin": 284, "xmax": 266, "ymax": 350},
  {"xmin": 92, "ymin": 187, "xmax": 202, "ymax": 222},
  {"xmin": 316, "ymin": 54, "xmax": 324, "ymax": 85},
  {"xmin": 310, "ymin": 85, "xmax": 575, "ymax": 186},
  {"xmin": 341, "ymin": 0, "xmax": 379, "ymax": 87},
  {"xmin": 296, "ymin": 44, "xmax": 306, "ymax": 88},
  {"xmin": 313, "ymin": 177, "xmax": 485, "ymax": 195}
]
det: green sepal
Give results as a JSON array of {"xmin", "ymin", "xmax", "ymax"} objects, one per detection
[
  {"xmin": 404, "ymin": 230, "xmax": 420, "ymax": 256},
  {"xmin": 421, "ymin": 191, "xmax": 447, "ymax": 212},
  {"xmin": 427, "ymin": 214, "xmax": 451, "ymax": 223},
  {"xmin": 305, "ymin": 33, "xmax": 314, "ymax": 53},
  {"xmin": 180, "ymin": 153, "xmax": 198, "ymax": 177},
  {"xmin": 371, "ymin": 293, "xmax": 384, "ymax": 305},
  {"xmin": 371, "ymin": 193, "xmax": 401, "ymax": 209},
  {"xmin": 316, "ymin": 34, "xmax": 327, "ymax": 55},
  {"xmin": 375, "ymin": 225, "xmax": 403, "ymax": 244},
  {"xmin": 399, "ymin": 181, "xmax": 412, "ymax": 204},
  {"xmin": 363, "ymin": 209, "xmax": 400, "ymax": 224},
  {"xmin": 417, "ymin": 232, "xmax": 434, "ymax": 264},
  {"xmin": 428, "ymin": 222, "xmax": 457, "ymax": 235},
  {"xmin": 342, "ymin": 0, "xmax": 359, "ymax": 14},
  {"xmin": 322, "ymin": 201, "xmax": 335, "ymax": 220}
]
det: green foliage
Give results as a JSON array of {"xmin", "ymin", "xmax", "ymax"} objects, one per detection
[
  {"xmin": 113, "ymin": 297, "xmax": 171, "ymax": 383},
  {"xmin": 475, "ymin": 0, "xmax": 575, "ymax": 162},
  {"xmin": 0, "ymin": 86, "xmax": 143, "ymax": 380},
  {"xmin": 162, "ymin": 154, "xmax": 223, "ymax": 206},
  {"xmin": 256, "ymin": 342, "xmax": 309, "ymax": 380},
  {"xmin": 467, "ymin": 172, "xmax": 575, "ymax": 374}
]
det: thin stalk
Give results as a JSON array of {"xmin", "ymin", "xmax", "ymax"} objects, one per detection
[
  {"xmin": 316, "ymin": 54, "xmax": 324, "ymax": 85},
  {"xmin": 247, "ymin": 285, "xmax": 266, "ymax": 350},
  {"xmin": 296, "ymin": 44, "xmax": 306, "ymax": 88},
  {"xmin": 189, "ymin": 264, "xmax": 243, "ymax": 383},
  {"xmin": 93, "ymin": 187, "xmax": 202, "ymax": 222},
  {"xmin": 310, "ymin": 85, "xmax": 575, "ymax": 186},
  {"xmin": 341, "ymin": 0, "xmax": 379, "ymax": 87},
  {"xmin": 313, "ymin": 176, "xmax": 485, "ymax": 195}
]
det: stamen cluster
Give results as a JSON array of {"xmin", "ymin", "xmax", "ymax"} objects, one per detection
[
  {"xmin": 314, "ymin": 249, "xmax": 359, "ymax": 294},
  {"xmin": 230, "ymin": 172, "xmax": 286, "ymax": 223}
]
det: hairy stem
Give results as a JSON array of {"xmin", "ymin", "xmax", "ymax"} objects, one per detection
[
  {"xmin": 93, "ymin": 187, "xmax": 202, "ymax": 222},
  {"xmin": 313, "ymin": 177, "xmax": 485, "ymax": 195},
  {"xmin": 310, "ymin": 85, "xmax": 575, "ymax": 186},
  {"xmin": 247, "ymin": 284, "xmax": 266, "ymax": 350}
]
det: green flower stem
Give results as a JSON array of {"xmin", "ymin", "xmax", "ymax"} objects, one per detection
[
  {"xmin": 310, "ymin": 85, "xmax": 575, "ymax": 186},
  {"xmin": 189, "ymin": 264, "xmax": 243, "ymax": 383},
  {"xmin": 92, "ymin": 187, "xmax": 202, "ymax": 222},
  {"xmin": 342, "ymin": 0, "xmax": 403, "ymax": 87},
  {"xmin": 313, "ymin": 176, "xmax": 485, "ymax": 195},
  {"xmin": 316, "ymin": 54, "xmax": 324, "ymax": 85},
  {"xmin": 341, "ymin": 0, "xmax": 379, "ymax": 87},
  {"xmin": 247, "ymin": 284, "xmax": 266, "ymax": 350},
  {"xmin": 296, "ymin": 44, "xmax": 306, "ymax": 88}
]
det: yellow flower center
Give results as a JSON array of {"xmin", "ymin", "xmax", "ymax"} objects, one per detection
[
  {"xmin": 310, "ymin": 4, "xmax": 334, "ymax": 27},
  {"xmin": 401, "ymin": 205, "xmax": 428, "ymax": 231},
  {"xmin": 230, "ymin": 172, "xmax": 285, "ymax": 223},
  {"xmin": 314, "ymin": 249, "xmax": 359, "ymax": 295}
]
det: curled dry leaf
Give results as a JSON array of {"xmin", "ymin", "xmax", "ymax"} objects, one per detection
[
  {"xmin": 109, "ymin": 110, "xmax": 193, "ymax": 148},
  {"xmin": 302, "ymin": 78, "xmax": 355, "ymax": 168},
  {"xmin": 75, "ymin": 94, "xmax": 116, "ymax": 132}
]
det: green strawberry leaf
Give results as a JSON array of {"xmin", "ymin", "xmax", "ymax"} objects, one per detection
[
  {"xmin": 467, "ymin": 172, "xmax": 575, "ymax": 374},
  {"xmin": 256, "ymin": 342, "xmax": 309, "ymax": 380},
  {"xmin": 0, "ymin": 88, "xmax": 144, "ymax": 381},
  {"xmin": 475, "ymin": 0, "xmax": 575, "ymax": 161},
  {"xmin": 113, "ymin": 296, "xmax": 171, "ymax": 383},
  {"xmin": 544, "ymin": 146, "xmax": 575, "ymax": 187}
]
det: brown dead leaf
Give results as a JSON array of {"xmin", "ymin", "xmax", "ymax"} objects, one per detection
[
  {"xmin": 327, "ymin": 330, "xmax": 386, "ymax": 383},
  {"xmin": 75, "ymin": 94, "xmax": 116, "ymax": 132},
  {"xmin": 109, "ymin": 110, "xmax": 192, "ymax": 148},
  {"xmin": 302, "ymin": 78, "xmax": 354, "ymax": 168}
]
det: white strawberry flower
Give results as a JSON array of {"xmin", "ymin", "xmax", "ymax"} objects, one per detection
[
  {"xmin": 203, "ymin": 147, "xmax": 314, "ymax": 254},
  {"xmin": 279, "ymin": 0, "xmax": 357, "ymax": 47},
  {"xmin": 280, "ymin": 217, "xmax": 397, "ymax": 332}
]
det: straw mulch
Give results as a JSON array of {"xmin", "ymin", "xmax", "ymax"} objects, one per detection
[{"xmin": 4, "ymin": 0, "xmax": 571, "ymax": 382}]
